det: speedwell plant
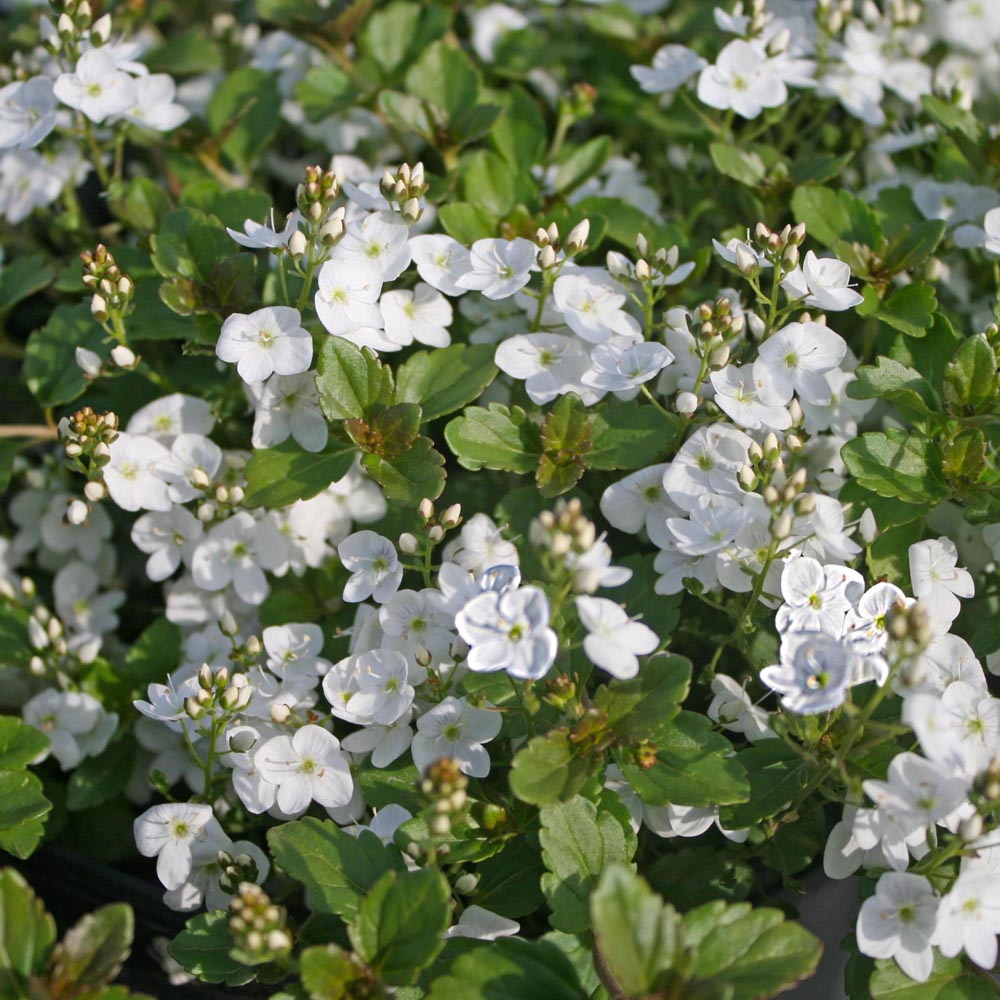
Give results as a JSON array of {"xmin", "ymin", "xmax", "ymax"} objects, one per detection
[{"xmin": 2, "ymin": 0, "xmax": 1000, "ymax": 998}]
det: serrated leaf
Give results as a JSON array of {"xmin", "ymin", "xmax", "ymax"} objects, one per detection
[
  {"xmin": 24, "ymin": 304, "xmax": 106, "ymax": 408},
  {"xmin": 362, "ymin": 435, "xmax": 445, "ymax": 505},
  {"xmin": 619, "ymin": 712, "xmax": 749, "ymax": 808},
  {"xmin": 863, "ymin": 283, "xmax": 937, "ymax": 338},
  {"xmin": 67, "ymin": 738, "xmax": 134, "ymax": 812},
  {"xmin": 445, "ymin": 404, "xmax": 542, "ymax": 473},
  {"xmin": 169, "ymin": 911, "xmax": 255, "ymax": 986},
  {"xmin": 539, "ymin": 795, "xmax": 635, "ymax": 934},
  {"xmin": 841, "ymin": 430, "xmax": 948, "ymax": 504},
  {"xmin": 438, "ymin": 202, "xmax": 497, "ymax": 245},
  {"xmin": 267, "ymin": 818, "xmax": 405, "ymax": 919},
  {"xmin": 0, "ymin": 770, "xmax": 51, "ymax": 858},
  {"xmin": 710, "ymin": 143, "xmax": 767, "ymax": 186},
  {"xmin": 0, "ymin": 254, "xmax": 55, "ymax": 317},
  {"xmin": 300, "ymin": 944, "xmax": 360, "ymax": 1000},
  {"xmin": 509, "ymin": 729, "xmax": 598, "ymax": 806},
  {"xmin": 554, "ymin": 137, "xmax": 610, "ymax": 195},
  {"xmin": 588, "ymin": 404, "xmax": 673, "ymax": 470},
  {"xmin": 395, "ymin": 344, "xmax": 498, "ymax": 422},
  {"xmin": 151, "ymin": 207, "xmax": 234, "ymax": 284},
  {"xmin": 868, "ymin": 952, "xmax": 995, "ymax": 998},
  {"xmin": 405, "ymin": 41, "xmax": 480, "ymax": 122},
  {"xmin": 472, "ymin": 840, "xmax": 546, "ymax": 919},
  {"xmin": 848, "ymin": 357, "xmax": 941, "ymax": 418},
  {"xmin": 719, "ymin": 742, "xmax": 805, "ymax": 828},
  {"xmin": 206, "ymin": 67, "xmax": 281, "ymax": 168},
  {"xmin": 243, "ymin": 439, "xmax": 358, "ymax": 510},
  {"xmin": 594, "ymin": 654, "xmax": 690, "ymax": 742},
  {"xmin": 883, "ymin": 219, "xmax": 946, "ymax": 274},
  {"xmin": 943, "ymin": 333, "xmax": 998, "ymax": 416},
  {"xmin": 316, "ymin": 336, "xmax": 393, "ymax": 421},
  {"xmin": 0, "ymin": 717, "xmax": 48, "ymax": 771},
  {"xmin": 48, "ymin": 904, "xmax": 133, "ymax": 994},
  {"xmin": 0, "ymin": 868, "xmax": 57, "ymax": 994},
  {"xmin": 348, "ymin": 868, "xmax": 450, "ymax": 985}
]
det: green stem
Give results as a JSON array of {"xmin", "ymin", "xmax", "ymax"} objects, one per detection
[
  {"xmin": 639, "ymin": 383, "xmax": 675, "ymax": 421},
  {"xmin": 295, "ymin": 248, "xmax": 320, "ymax": 312},
  {"xmin": 82, "ymin": 118, "xmax": 111, "ymax": 188}
]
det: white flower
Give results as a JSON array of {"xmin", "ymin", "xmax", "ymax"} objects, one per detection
[
  {"xmin": 574, "ymin": 596, "xmax": 658, "ymax": 679},
  {"xmin": 631, "ymin": 44, "xmax": 707, "ymax": 94},
  {"xmin": 710, "ymin": 364, "xmax": 791, "ymax": 431},
  {"xmin": 664, "ymin": 494, "xmax": 754, "ymax": 557},
  {"xmin": 713, "ymin": 236, "xmax": 771, "ymax": 270},
  {"xmin": 781, "ymin": 252, "xmax": 864, "ymax": 311},
  {"xmin": 455, "ymin": 238, "xmax": 536, "ymax": 300},
  {"xmin": 22, "ymin": 689, "xmax": 117, "ymax": 770},
  {"xmin": 411, "ymin": 696, "xmax": 501, "ymax": 778},
  {"xmin": 341, "ymin": 709, "xmax": 414, "ymax": 769},
  {"xmin": 707, "ymin": 674, "xmax": 775, "ymax": 741},
  {"xmin": 457, "ymin": 585, "xmax": 558, "ymax": 680},
  {"xmin": 329, "ymin": 210, "xmax": 412, "ymax": 281},
  {"xmin": 53, "ymin": 49, "xmax": 137, "ymax": 123},
  {"xmin": 494, "ymin": 333, "xmax": 599, "ymax": 406},
  {"xmin": 132, "ymin": 507, "xmax": 204, "ymax": 583},
  {"xmin": 264, "ymin": 623, "xmax": 329, "ymax": 678},
  {"xmin": 347, "ymin": 803, "xmax": 413, "ymax": 845},
  {"xmin": 469, "ymin": 4, "xmax": 529, "ymax": 61},
  {"xmin": 984, "ymin": 207, "xmax": 1000, "ymax": 256},
  {"xmin": 856, "ymin": 872, "xmax": 938, "ymax": 983},
  {"xmin": 252, "ymin": 373, "xmax": 328, "ymax": 453},
  {"xmin": 379, "ymin": 284, "xmax": 453, "ymax": 348},
  {"xmin": 760, "ymin": 631, "xmax": 856, "ymax": 714},
  {"xmin": 445, "ymin": 905, "xmax": 520, "ymax": 941},
  {"xmin": 158, "ymin": 433, "xmax": 222, "ymax": 504},
  {"xmin": 104, "ymin": 432, "xmax": 173, "ymax": 512},
  {"xmin": 53, "ymin": 560, "xmax": 124, "ymax": 646},
  {"xmin": 379, "ymin": 588, "xmax": 455, "ymax": 667},
  {"xmin": 844, "ymin": 582, "xmax": 909, "ymax": 655},
  {"xmin": 190, "ymin": 511, "xmax": 288, "ymax": 604},
  {"xmin": 345, "ymin": 649, "xmax": 417, "ymax": 726},
  {"xmin": 552, "ymin": 272, "xmax": 640, "ymax": 343},
  {"xmin": 314, "ymin": 258, "xmax": 384, "ymax": 337},
  {"xmin": 165, "ymin": 838, "xmax": 270, "ymax": 913},
  {"xmin": 126, "ymin": 393, "xmax": 215, "ymax": 440},
  {"xmin": 0, "ymin": 77, "xmax": 57, "ymax": 150},
  {"xmin": 863, "ymin": 752, "xmax": 969, "ymax": 836},
  {"xmin": 255, "ymin": 724, "xmax": 353, "ymax": 814},
  {"xmin": 338, "ymin": 531, "xmax": 403, "ymax": 604},
  {"xmin": 908, "ymin": 538, "xmax": 974, "ymax": 628},
  {"xmin": 599, "ymin": 464, "xmax": 678, "ymax": 535},
  {"xmin": 409, "ymin": 234, "xmax": 473, "ymax": 296},
  {"xmin": 775, "ymin": 557, "xmax": 864, "ymax": 635},
  {"xmin": 441, "ymin": 514, "xmax": 519, "ymax": 577},
  {"xmin": 133, "ymin": 803, "xmax": 223, "ymax": 891},
  {"xmin": 661, "ymin": 425, "xmax": 752, "ymax": 512},
  {"xmin": 697, "ymin": 40, "xmax": 787, "ymax": 119},
  {"xmin": 753, "ymin": 322, "xmax": 848, "ymax": 406},
  {"xmin": 216, "ymin": 306, "xmax": 312, "ymax": 385},
  {"xmin": 135, "ymin": 674, "xmax": 200, "ymax": 730},
  {"xmin": 935, "ymin": 872, "xmax": 1000, "ymax": 969},
  {"xmin": 227, "ymin": 209, "xmax": 301, "ymax": 250},
  {"xmin": 582, "ymin": 341, "xmax": 674, "ymax": 393},
  {"xmin": 122, "ymin": 74, "xmax": 189, "ymax": 131}
]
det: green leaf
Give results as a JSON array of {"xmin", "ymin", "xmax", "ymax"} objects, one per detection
[
  {"xmin": 594, "ymin": 654, "xmax": 691, "ymax": 742},
  {"xmin": 359, "ymin": 1, "xmax": 450, "ymax": 81},
  {"xmin": 472, "ymin": 839, "xmax": 546, "ymax": 919},
  {"xmin": 299, "ymin": 944, "xmax": 361, "ymax": 1000},
  {"xmin": 180, "ymin": 183, "xmax": 272, "ymax": 232},
  {"xmin": 590, "ymin": 865, "xmax": 680, "ymax": 998},
  {"xmin": 0, "ymin": 868, "xmax": 57, "ymax": 994},
  {"xmin": 588, "ymin": 404, "xmax": 673, "ymax": 470},
  {"xmin": 395, "ymin": 344, "xmax": 498, "ymax": 422},
  {"xmin": 169, "ymin": 911, "xmax": 255, "ymax": 986},
  {"xmin": 425, "ymin": 938, "xmax": 584, "ymax": 1000},
  {"xmin": 860, "ymin": 283, "xmax": 937, "ymax": 338},
  {"xmin": 108, "ymin": 176, "xmax": 171, "ymax": 231},
  {"xmin": 537, "ymin": 394, "xmax": 593, "ymax": 498},
  {"xmin": 295, "ymin": 64, "xmax": 357, "ymax": 122},
  {"xmin": 0, "ymin": 717, "xmax": 48, "ymax": 771},
  {"xmin": 710, "ymin": 143, "xmax": 767, "ymax": 186},
  {"xmin": 841, "ymin": 430, "xmax": 948, "ymax": 504},
  {"xmin": 405, "ymin": 41, "xmax": 480, "ymax": 122},
  {"xmin": 0, "ymin": 770, "xmax": 51, "ymax": 858},
  {"xmin": 719, "ymin": 742, "xmax": 805, "ymax": 828},
  {"xmin": 66, "ymin": 739, "xmax": 134, "ymax": 812},
  {"xmin": 125, "ymin": 617, "xmax": 182, "ymax": 689},
  {"xmin": 361, "ymin": 435, "xmax": 446, "ymax": 505},
  {"xmin": 460, "ymin": 149, "xmax": 519, "ymax": 218},
  {"xmin": 619, "ymin": 712, "xmax": 749, "ymax": 808},
  {"xmin": 920, "ymin": 94, "xmax": 983, "ymax": 141},
  {"xmin": 316, "ymin": 337, "xmax": 394, "ymax": 422},
  {"xmin": 539, "ymin": 795, "xmax": 635, "ymax": 934},
  {"xmin": 509, "ymin": 729, "xmax": 599, "ymax": 806},
  {"xmin": 554, "ymin": 137, "xmax": 611, "ymax": 195},
  {"xmin": 0, "ymin": 253, "xmax": 55, "ymax": 317},
  {"xmin": 789, "ymin": 153, "xmax": 853, "ymax": 185},
  {"xmin": 942, "ymin": 429, "xmax": 988, "ymax": 490},
  {"xmin": 791, "ymin": 185, "xmax": 881, "ymax": 248},
  {"xmin": 206, "ymin": 68, "xmax": 282, "ymax": 168},
  {"xmin": 438, "ymin": 202, "xmax": 498, "ymax": 245},
  {"xmin": 348, "ymin": 868, "xmax": 450, "ymax": 985},
  {"xmin": 243, "ymin": 440, "xmax": 358, "ymax": 509},
  {"xmin": 848, "ymin": 357, "xmax": 941, "ymax": 418},
  {"xmin": 868, "ymin": 952, "xmax": 995, "ymax": 998},
  {"xmin": 883, "ymin": 220, "xmax": 946, "ymax": 274},
  {"xmin": 645, "ymin": 846, "xmax": 754, "ymax": 911},
  {"xmin": 684, "ymin": 900, "xmax": 823, "ymax": 999},
  {"xmin": 452, "ymin": 103, "xmax": 505, "ymax": 146},
  {"xmin": 151, "ymin": 208, "xmax": 234, "ymax": 284},
  {"xmin": 445, "ymin": 404, "xmax": 542, "ymax": 473},
  {"xmin": 24, "ymin": 304, "xmax": 106, "ymax": 407},
  {"xmin": 491, "ymin": 86, "xmax": 547, "ymax": 167},
  {"xmin": 943, "ymin": 333, "xmax": 998, "ymax": 416},
  {"xmin": 48, "ymin": 904, "xmax": 133, "ymax": 994},
  {"xmin": 268, "ymin": 818, "xmax": 405, "ymax": 919}
]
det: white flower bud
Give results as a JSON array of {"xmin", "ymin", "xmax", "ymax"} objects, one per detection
[
  {"xmin": 675, "ymin": 391, "xmax": 699, "ymax": 415},
  {"xmin": 747, "ymin": 441, "xmax": 763, "ymax": 463},
  {"xmin": 190, "ymin": 468, "xmax": 211, "ymax": 489},
  {"xmin": 65, "ymin": 442, "xmax": 83, "ymax": 458},
  {"xmin": 215, "ymin": 485, "xmax": 230, "ymax": 503},
  {"xmin": 746, "ymin": 312, "xmax": 766, "ymax": 339},
  {"xmin": 90, "ymin": 12, "xmax": 111, "ymax": 42},
  {"xmin": 90, "ymin": 293, "xmax": 108, "ymax": 321},
  {"xmin": 665, "ymin": 245, "xmax": 679, "ymax": 271},
  {"xmin": 859, "ymin": 508, "xmax": 878, "ymax": 545},
  {"xmin": 93, "ymin": 442, "xmax": 111, "ymax": 462},
  {"xmin": 635, "ymin": 259, "xmax": 651, "ymax": 281},
  {"xmin": 30, "ymin": 656, "xmax": 46, "ymax": 676},
  {"xmin": 319, "ymin": 217, "xmax": 344, "ymax": 244},
  {"xmin": 606, "ymin": 251, "xmax": 631, "ymax": 279},
  {"xmin": 66, "ymin": 499, "xmax": 89, "ymax": 525},
  {"xmin": 398, "ymin": 532, "xmax": 419, "ymax": 554},
  {"xmin": 735, "ymin": 244, "xmax": 758, "ymax": 276},
  {"xmin": 739, "ymin": 465, "xmax": 757, "ymax": 491},
  {"xmin": 455, "ymin": 873, "xmax": 479, "ymax": 894},
  {"xmin": 546, "ymin": 223, "xmax": 559, "ymax": 244},
  {"xmin": 402, "ymin": 198, "xmax": 421, "ymax": 221},
  {"xmin": 75, "ymin": 346, "xmax": 103, "ymax": 376},
  {"xmin": 572, "ymin": 566, "xmax": 602, "ymax": 594},
  {"xmin": 57, "ymin": 12, "xmax": 74, "ymax": 35},
  {"xmin": 229, "ymin": 730, "xmax": 256, "ymax": 753},
  {"xmin": 287, "ymin": 231, "xmax": 308, "ymax": 259},
  {"xmin": 110, "ymin": 345, "xmax": 137, "ymax": 369},
  {"xmin": 535, "ymin": 227, "xmax": 550, "ymax": 247},
  {"xmin": 635, "ymin": 233, "xmax": 649, "ymax": 257},
  {"xmin": 566, "ymin": 219, "xmax": 589, "ymax": 252},
  {"xmin": 229, "ymin": 485, "xmax": 245, "ymax": 504},
  {"xmin": 219, "ymin": 610, "xmax": 239, "ymax": 637},
  {"xmin": 428, "ymin": 524, "xmax": 444, "ymax": 543},
  {"xmin": 418, "ymin": 498, "xmax": 434, "ymax": 521},
  {"xmin": 771, "ymin": 514, "xmax": 793, "ymax": 540},
  {"xmin": 708, "ymin": 345, "xmax": 730, "ymax": 368},
  {"xmin": 197, "ymin": 502, "xmax": 216, "ymax": 522},
  {"xmin": 959, "ymin": 815, "xmax": 984, "ymax": 843},
  {"xmin": 245, "ymin": 635, "xmax": 262, "ymax": 656},
  {"xmin": 270, "ymin": 702, "xmax": 291, "ymax": 724},
  {"xmin": 440, "ymin": 503, "xmax": 462, "ymax": 528},
  {"xmin": 538, "ymin": 245, "xmax": 557, "ymax": 270}
]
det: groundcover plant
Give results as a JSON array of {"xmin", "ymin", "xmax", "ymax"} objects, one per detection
[{"xmin": 3, "ymin": 0, "xmax": 1000, "ymax": 997}]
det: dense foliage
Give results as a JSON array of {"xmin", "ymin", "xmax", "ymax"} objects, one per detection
[{"xmin": 3, "ymin": 0, "xmax": 1000, "ymax": 997}]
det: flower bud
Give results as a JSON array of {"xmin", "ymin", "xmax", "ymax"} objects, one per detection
[
  {"xmin": 398, "ymin": 532, "xmax": 419, "ymax": 554},
  {"xmin": 215, "ymin": 485, "xmax": 229, "ymax": 504},
  {"xmin": 65, "ymin": 442, "xmax": 83, "ymax": 458},
  {"xmin": 795, "ymin": 493, "xmax": 817, "ymax": 515},
  {"xmin": 428, "ymin": 524, "xmax": 444, "ymax": 543},
  {"xmin": 229, "ymin": 730, "xmax": 256, "ymax": 753},
  {"xmin": 287, "ymin": 231, "xmax": 308, "ymax": 259},
  {"xmin": 739, "ymin": 465, "xmax": 758, "ymax": 491},
  {"xmin": 606, "ymin": 251, "xmax": 631, "ymax": 279},
  {"xmin": 635, "ymin": 232, "xmax": 649, "ymax": 257},
  {"xmin": 90, "ymin": 294, "xmax": 108, "ymax": 322},
  {"xmin": 110, "ymin": 345, "xmax": 137, "ymax": 369},
  {"xmin": 762, "ymin": 433, "xmax": 780, "ymax": 459},
  {"xmin": 220, "ymin": 610, "xmax": 239, "ymax": 637},
  {"xmin": 747, "ymin": 441, "xmax": 763, "ymax": 463},
  {"xmin": 75, "ymin": 346, "xmax": 103, "ymax": 376},
  {"xmin": 440, "ymin": 503, "xmax": 462, "ymax": 528},
  {"xmin": 735, "ymin": 244, "xmax": 758, "ymax": 276},
  {"xmin": 634, "ymin": 259, "xmax": 651, "ymax": 281},
  {"xmin": 90, "ymin": 12, "xmax": 111, "ymax": 41},
  {"xmin": 708, "ymin": 345, "xmax": 730, "ymax": 369},
  {"xmin": 229, "ymin": 486, "xmax": 244, "ymax": 505},
  {"xmin": 270, "ymin": 702, "xmax": 291, "ymax": 724},
  {"xmin": 66, "ymin": 499, "xmax": 89, "ymax": 525},
  {"xmin": 402, "ymin": 198, "xmax": 421, "ymax": 222},
  {"xmin": 84, "ymin": 480, "xmax": 106, "ymax": 502},
  {"xmin": 57, "ymin": 12, "xmax": 74, "ymax": 35},
  {"xmin": 566, "ymin": 219, "xmax": 589, "ymax": 252},
  {"xmin": 675, "ymin": 391, "xmax": 699, "ymax": 415},
  {"xmin": 319, "ymin": 217, "xmax": 344, "ymax": 244},
  {"xmin": 573, "ymin": 566, "xmax": 602, "ymax": 594},
  {"xmin": 771, "ymin": 514, "xmax": 792, "ymax": 540},
  {"xmin": 418, "ymin": 498, "xmax": 434, "ymax": 521},
  {"xmin": 245, "ymin": 635, "xmax": 261, "ymax": 656},
  {"xmin": 959, "ymin": 815, "xmax": 984, "ymax": 843},
  {"xmin": 185, "ymin": 696, "xmax": 205, "ymax": 720},
  {"xmin": 538, "ymin": 245, "xmax": 557, "ymax": 270},
  {"xmin": 197, "ymin": 502, "xmax": 216, "ymax": 522},
  {"xmin": 763, "ymin": 485, "xmax": 780, "ymax": 506},
  {"xmin": 455, "ymin": 872, "xmax": 479, "ymax": 894},
  {"xmin": 535, "ymin": 227, "xmax": 550, "ymax": 247}
]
